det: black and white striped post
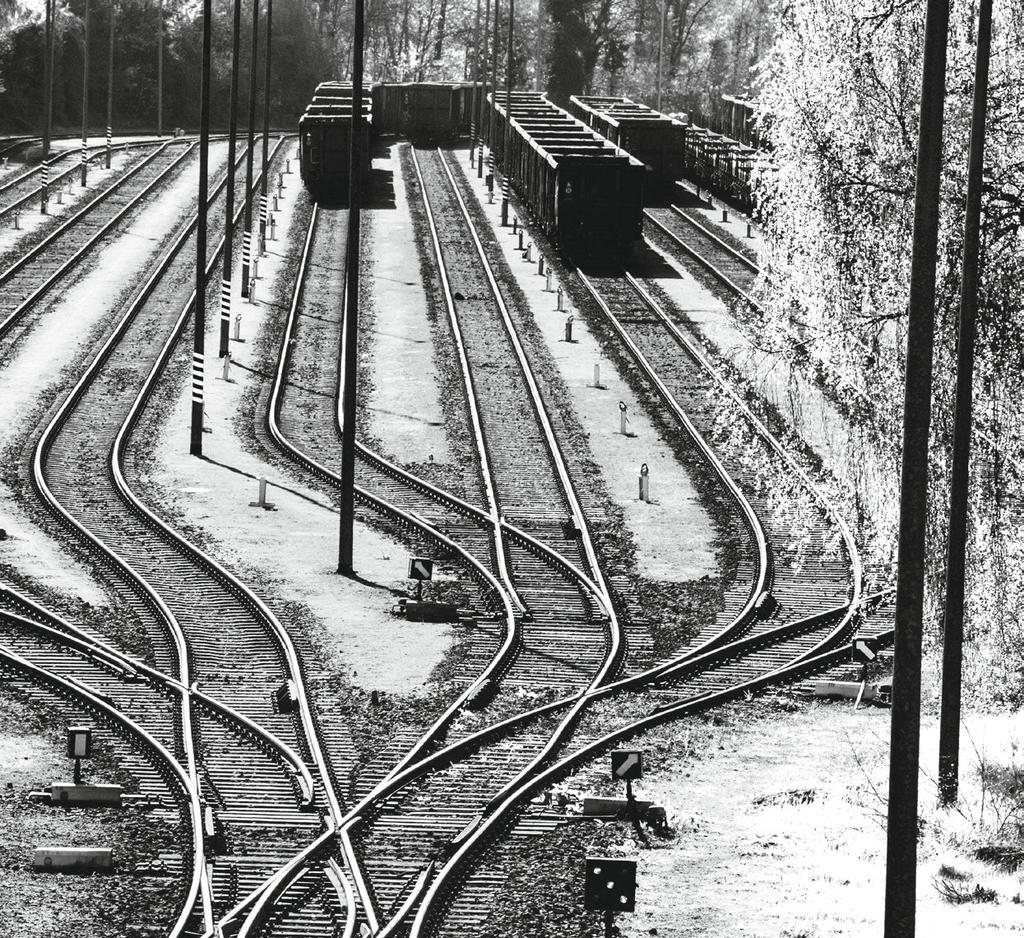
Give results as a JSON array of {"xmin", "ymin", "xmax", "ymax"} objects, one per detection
[
  {"xmin": 190, "ymin": 0, "xmax": 213, "ymax": 456},
  {"xmin": 258, "ymin": 0, "xmax": 272, "ymax": 250},
  {"xmin": 240, "ymin": 0, "xmax": 261, "ymax": 298},
  {"xmin": 41, "ymin": 0, "xmax": 53, "ymax": 212},
  {"xmin": 81, "ymin": 0, "xmax": 90, "ymax": 187},
  {"xmin": 105, "ymin": 0, "xmax": 114, "ymax": 169},
  {"xmin": 219, "ymin": 0, "xmax": 243, "ymax": 358},
  {"xmin": 499, "ymin": 0, "xmax": 513, "ymax": 226}
]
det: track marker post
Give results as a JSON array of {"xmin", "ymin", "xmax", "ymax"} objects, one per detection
[
  {"xmin": 638, "ymin": 464, "xmax": 649, "ymax": 502},
  {"xmin": 619, "ymin": 401, "xmax": 628, "ymax": 435},
  {"xmin": 556, "ymin": 286, "xmax": 564, "ymax": 311}
]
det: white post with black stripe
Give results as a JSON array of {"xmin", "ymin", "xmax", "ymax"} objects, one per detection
[
  {"xmin": 40, "ymin": 160, "xmax": 49, "ymax": 213},
  {"xmin": 240, "ymin": 228, "xmax": 252, "ymax": 298},
  {"xmin": 259, "ymin": 193, "xmax": 267, "ymax": 256}
]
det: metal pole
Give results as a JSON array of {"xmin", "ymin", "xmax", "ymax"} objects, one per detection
[
  {"xmin": 487, "ymin": 0, "xmax": 498, "ymax": 192},
  {"xmin": 469, "ymin": 0, "xmax": 481, "ymax": 165},
  {"xmin": 240, "ymin": 0, "xmax": 260, "ymax": 298},
  {"xmin": 938, "ymin": 0, "xmax": 991, "ymax": 808},
  {"xmin": 883, "ymin": 0, "xmax": 949, "ymax": 934},
  {"xmin": 42, "ymin": 0, "xmax": 53, "ymax": 211},
  {"xmin": 157, "ymin": 0, "xmax": 163, "ymax": 136},
  {"xmin": 338, "ymin": 0, "xmax": 364, "ymax": 574},
  {"xmin": 476, "ymin": 0, "xmax": 490, "ymax": 179},
  {"xmin": 81, "ymin": 0, "xmax": 90, "ymax": 186},
  {"xmin": 219, "ymin": 0, "xmax": 243, "ymax": 358},
  {"xmin": 105, "ymin": 0, "xmax": 114, "ymax": 168},
  {"xmin": 258, "ymin": 0, "xmax": 272, "ymax": 245},
  {"xmin": 655, "ymin": 0, "xmax": 666, "ymax": 111},
  {"xmin": 191, "ymin": 0, "xmax": 213, "ymax": 456},
  {"xmin": 500, "ymin": 0, "xmax": 513, "ymax": 225}
]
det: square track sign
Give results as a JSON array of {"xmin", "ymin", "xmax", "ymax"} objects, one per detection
[
  {"xmin": 611, "ymin": 749, "xmax": 643, "ymax": 781},
  {"xmin": 584, "ymin": 856, "xmax": 637, "ymax": 913},
  {"xmin": 408, "ymin": 558, "xmax": 434, "ymax": 581},
  {"xmin": 66, "ymin": 726, "xmax": 92, "ymax": 759},
  {"xmin": 851, "ymin": 635, "xmax": 879, "ymax": 664}
]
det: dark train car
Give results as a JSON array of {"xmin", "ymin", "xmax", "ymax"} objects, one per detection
[
  {"xmin": 569, "ymin": 95, "xmax": 687, "ymax": 190},
  {"xmin": 490, "ymin": 93, "xmax": 645, "ymax": 261},
  {"xmin": 370, "ymin": 82, "xmax": 465, "ymax": 139},
  {"xmin": 299, "ymin": 82, "xmax": 372, "ymax": 200}
]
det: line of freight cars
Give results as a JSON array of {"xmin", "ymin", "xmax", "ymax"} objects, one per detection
[
  {"xmin": 569, "ymin": 94, "xmax": 761, "ymax": 212},
  {"xmin": 489, "ymin": 92, "xmax": 646, "ymax": 261}
]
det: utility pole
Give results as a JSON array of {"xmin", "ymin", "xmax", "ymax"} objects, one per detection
[
  {"xmin": 338, "ymin": 0, "xmax": 364, "ymax": 575},
  {"xmin": 105, "ymin": 0, "xmax": 114, "ymax": 168},
  {"xmin": 469, "ymin": 0, "xmax": 480, "ymax": 166},
  {"xmin": 240, "ymin": 0, "xmax": 261, "ymax": 299},
  {"xmin": 938, "ymin": 0, "xmax": 992, "ymax": 808},
  {"xmin": 476, "ymin": 0, "xmax": 490, "ymax": 180},
  {"xmin": 655, "ymin": 0, "xmax": 666, "ymax": 111},
  {"xmin": 219, "ymin": 0, "xmax": 244, "ymax": 358},
  {"xmin": 191, "ymin": 0, "xmax": 213, "ymax": 456},
  {"xmin": 883, "ymin": 0, "xmax": 950, "ymax": 935},
  {"xmin": 81, "ymin": 0, "xmax": 90, "ymax": 186},
  {"xmin": 499, "ymin": 0, "xmax": 513, "ymax": 226},
  {"xmin": 487, "ymin": 0, "xmax": 499, "ymax": 193},
  {"xmin": 258, "ymin": 0, "xmax": 272, "ymax": 247},
  {"xmin": 42, "ymin": 0, "xmax": 53, "ymax": 212},
  {"xmin": 157, "ymin": 0, "xmax": 163, "ymax": 136}
]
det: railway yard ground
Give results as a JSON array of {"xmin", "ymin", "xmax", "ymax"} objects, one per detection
[{"xmin": 0, "ymin": 133, "xmax": 1020, "ymax": 937}]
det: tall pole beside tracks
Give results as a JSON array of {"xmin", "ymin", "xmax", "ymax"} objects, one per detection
[
  {"xmin": 477, "ymin": 0, "xmax": 491, "ymax": 180},
  {"xmin": 219, "ymin": 0, "xmax": 244, "ymax": 358},
  {"xmin": 469, "ymin": 0, "xmax": 481, "ymax": 167},
  {"xmin": 499, "ymin": 0, "xmax": 513, "ymax": 226},
  {"xmin": 883, "ymin": 1, "xmax": 950, "ymax": 935},
  {"xmin": 81, "ymin": 0, "xmax": 90, "ymax": 187},
  {"xmin": 41, "ymin": 0, "xmax": 53, "ymax": 211},
  {"xmin": 157, "ymin": 0, "xmax": 164, "ymax": 136},
  {"xmin": 487, "ymin": 0, "xmax": 499, "ymax": 193},
  {"xmin": 240, "ymin": 0, "xmax": 261, "ymax": 299},
  {"xmin": 655, "ymin": 0, "xmax": 666, "ymax": 111},
  {"xmin": 258, "ymin": 0, "xmax": 273, "ymax": 246},
  {"xmin": 938, "ymin": 0, "xmax": 992, "ymax": 808},
  {"xmin": 191, "ymin": 0, "xmax": 213, "ymax": 456},
  {"xmin": 338, "ymin": 0, "xmax": 365, "ymax": 575},
  {"xmin": 105, "ymin": 0, "xmax": 114, "ymax": 168}
]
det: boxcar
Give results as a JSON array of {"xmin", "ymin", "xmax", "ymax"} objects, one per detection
[
  {"xmin": 299, "ymin": 83, "xmax": 372, "ymax": 200},
  {"xmin": 491, "ymin": 93, "xmax": 645, "ymax": 261}
]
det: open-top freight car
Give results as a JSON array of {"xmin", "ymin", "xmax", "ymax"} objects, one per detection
[
  {"xmin": 569, "ymin": 95, "xmax": 687, "ymax": 194},
  {"xmin": 299, "ymin": 82, "xmax": 372, "ymax": 200},
  {"xmin": 370, "ymin": 82, "xmax": 479, "ymax": 140},
  {"xmin": 490, "ymin": 92, "xmax": 645, "ymax": 261}
]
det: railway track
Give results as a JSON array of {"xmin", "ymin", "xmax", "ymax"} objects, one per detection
[
  {"xmin": 0, "ymin": 139, "xmax": 197, "ymax": 348},
  {"xmin": 8, "ymin": 135, "xmax": 350, "ymax": 935}
]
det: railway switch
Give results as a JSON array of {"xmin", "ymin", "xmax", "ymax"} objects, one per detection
[
  {"xmin": 66, "ymin": 725, "xmax": 92, "ymax": 784},
  {"xmin": 274, "ymin": 679, "xmax": 299, "ymax": 713},
  {"xmin": 611, "ymin": 750, "xmax": 643, "ymax": 781},
  {"xmin": 408, "ymin": 556, "xmax": 433, "ymax": 602}
]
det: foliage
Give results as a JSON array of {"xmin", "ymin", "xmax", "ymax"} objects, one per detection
[{"xmin": 755, "ymin": 0, "xmax": 1024, "ymax": 704}]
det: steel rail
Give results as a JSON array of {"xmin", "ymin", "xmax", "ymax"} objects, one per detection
[
  {"xmin": 623, "ymin": 271, "xmax": 864, "ymax": 643},
  {"xmin": 406, "ymin": 148, "xmax": 524, "ymax": 611},
  {"xmin": 410, "ymin": 618, "xmax": 896, "ymax": 938},
  {"xmin": 0, "ymin": 138, "xmax": 169, "ymax": 222},
  {"xmin": 0, "ymin": 141, "xmax": 192, "ymax": 341},
  {"xmin": 435, "ymin": 147, "xmax": 622, "ymax": 688},
  {"xmin": 29, "ymin": 138, "xmax": 287, "ymax": 934},
  {"xmin": 0, "ymin": 642, "xmax": 203, "ymax": 938},
  {"xmin": 576, "ymin": 268, "xmax": 767, "ymax": 653}
]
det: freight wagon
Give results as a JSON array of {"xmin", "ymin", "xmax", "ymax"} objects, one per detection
[{"xmin": 299, "ymin": 83, "xmax": 372, "ymax": 200}]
